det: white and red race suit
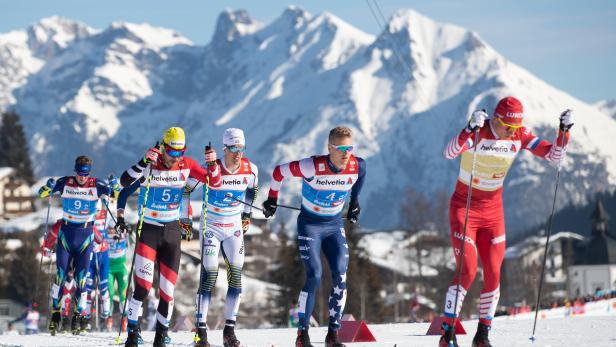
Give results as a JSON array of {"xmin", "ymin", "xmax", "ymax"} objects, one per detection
[{"xmin": 442, "ymin": 119, "xmax": 569, "ymax": 326}]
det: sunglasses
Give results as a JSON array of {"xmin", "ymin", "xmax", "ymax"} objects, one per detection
[
  {"xmin": 495, "ymin": 117, "xmax": 523, "ymax": 130},
  {"xmin": 163, "ymin": 144, "xmax": 186, "ymax": 158},
  {"xmin": 329, "ymin": 144, "xmax": 354, "ymax": 153},
  {"xmin": 225, "ymin": 145, "xmax": 245, "ymax": 153},
  {"xmin": 75, "ymin": 164, "xmax": 91, "ymax": 177}
]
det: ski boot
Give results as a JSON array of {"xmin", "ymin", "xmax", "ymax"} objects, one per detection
[
  {"xmin": 80, "ymin": 315, "xmax": 91, "ymax": 334},
  {"xmin": 71, "ymin": 315, "xmax": 80, "ymax": 335},
  {"xmin": 439, "ymin": 322, "xmax": 459, "ymax": 347},
  {"xmin": 125, "ymin": 324, "xmax": 144, "ymax": 347},
  {"xmin": 223, "ymin": 325, "xmax": 241, "ymax": 347},
  {"xmin": 471, "ymin": 323, "xmax": 493, "ymax": 347},
  {"xmin": 153, "ymin": 322, "xmax": 171, "ymax": 347},
  {"xmin": 325, "ymin": 329, "xmax": 346, "ymax": 347},
  {"xmin": 48, "ymin": 310, "xmax": 61, "ymax": 336},
  {"xmin": 61, "ymin": 316, "xmax": 71, "ymax": 334},
  {"xmin": 296, "ymin": 329, "xmax": 313, "ymax": 347},
  {"xmin": 194, "ymin": 326, "xmax": 210, "ymax": 347}
]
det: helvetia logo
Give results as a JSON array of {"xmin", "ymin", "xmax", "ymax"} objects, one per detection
[
  {"xmin": 315, "ymin": 178, "xmax": 346, "ymax": 186},
  {"xmin": 223, "ymin": 178, "xmax": 242, "ymax": 185},
  {"xmin": 66, "ymin": 189, "xmax": 88, "ymax": 195},
  {"xmin": 152, "ymin": 175, "xmax": 179, "ymax": 182},
  {"xmin": 480, "ymin": 143, "xmax": 510, "ymax": 153}
]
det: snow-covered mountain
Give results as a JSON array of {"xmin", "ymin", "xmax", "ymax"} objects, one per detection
[
  {"xmin": 1, "ymin": 7, "xmax": 615, "ymax": 234},
  {"xmin": 596, "ymin": 98, "xmax": 616, "ymax": 119}
]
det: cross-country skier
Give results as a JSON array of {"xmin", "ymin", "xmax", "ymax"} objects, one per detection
[
  {"xmin": 119, "ymin": 127, "xmax": 221, "ymax": 347},
  {"xmin": 10, "ymin": 302, "xmax": 40, "ymax": 334},
  {"xmin": 82, "ymin": 197, "xmax": 115, "ymax": 332},
  {"xmin": 60, "ymin": 269, "xmax": 77, "ymax": 332},
  {"xmin": 262, "ymin": 126, "xmax": 366, "ymax": 347},
  {"xmin": 439, "ymin": 96, "xmax": 574, "ymax": 347},
  {"xmin": 182, "ymin": 128, "xmax": 258, "ymax": 347},
  {"xmin": 38, "ymin": 155, "xmax": 115, "ymax": 335},
  {"xmin": 42, "ymin": 219, "xmax": 78, "ymax": 333},
  {"xmin": 108, "ymin": 188, "xmax": 133, "ymax": 333}
]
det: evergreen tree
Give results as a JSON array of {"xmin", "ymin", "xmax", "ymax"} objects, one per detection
[
  {"xmin": 270, "ymin": 222, "xmax": 304, "ymax": 326},
  {"xmin": 0, "ymin": 235, "xmax": 9, "ymax": 298},
  {"xmin": 0, "ymin": 110, "xmax": 35, "ymax": 184},
  {"xmin": 7, "ymin": 232, "xmax": 49, "ymax": 313},
  {"xmin": 344, "ymin": 221, "xmax": 389, "ymax": 322}
]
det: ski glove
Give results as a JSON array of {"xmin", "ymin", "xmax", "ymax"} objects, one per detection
[
  {"xmin": 40, "ymin": 245, "xmax": 53, "ymax": 257},
  {"xmin": 241, "ymin": 212, "xmax": 251, "ymax": 234},
  {"xmin": 179, "ymin": 218, "xmax": 193, "ymax": 241},
  {"xmin": 262, "ymin": 198, "xmax": 277, "ymax": 218},
  {"xmin": 115, "ymin": 216, "xmax": 130, "ymax": 236},
  {"xmin": 108, "ymin": 174, "xmax": 121, "ymax": 192},
  {"xmin": 204, "ymin": 145, "xmax": 217, "ymax": 166},
  {"xmin": 467, "ymin": 110, "xmax": 487, "ymax": 131},
  {"xmin": 347, "ymin": 199, "xmax": 360, "ymax": 224},
  {"xmin": 38, "ymin": 178, "xmax": 56, "ymax": 198},
  {"xmin": 143, "ymin": 147, "xmax": 162, "ymax": 164},
  {"xmin": 559, "ymin": 109, "xmax": 574, "ymax": 131}
]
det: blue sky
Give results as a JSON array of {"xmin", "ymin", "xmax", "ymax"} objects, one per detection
[{"xmin": 1, "ymin": 0, "xmax": 614, "ymax": 103}]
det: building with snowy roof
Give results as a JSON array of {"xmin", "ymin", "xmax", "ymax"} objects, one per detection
[
  {"xmin": 568, "ymin": 199, "xmax": 616, "ymax": 297},
  {"xmin": 502, "ymin": 230, "xmax": 585, "ymax": 306},
  {"xmin": 0, "ymin": 167, "xmax": 35, "ymax": 219}
]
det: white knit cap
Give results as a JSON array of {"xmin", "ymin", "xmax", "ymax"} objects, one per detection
[{"xmin": 223, "ymin": 128, "xmax": 245, "ymax": 146}]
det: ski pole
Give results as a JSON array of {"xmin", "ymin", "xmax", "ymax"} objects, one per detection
[
  {"xmin": 115, "ymin": 142, "xmax": 158, "ymax": 344},
  {"xmin": 195, "ymin": 143, "xmax": 212, "ymax": 344},
  {"xmin": 529, "ymin": 126, "xmax": 569, "ymax": 343},
  {"xmin": 33, "ymin": 196, "xmax": 52, "ymax": 313},
  {"xmin": 224, "ymin": 192, "xmax": 302, "ymax": 212},
  {"xmin": 102, "ymin": 197, "xmax": 118, "ymax": 226},
  {"xmin": 94, "ymin": 251, "xmax": 100, "ymax": 331},
  {"xmin": 449, "ymin": 122, "xmax": 481, "ymax": 346}
]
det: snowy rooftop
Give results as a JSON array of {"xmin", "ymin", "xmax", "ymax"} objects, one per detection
[
  {"xmin": 504, "ymin": 231, "xmax": 585, "ymax": 259},
  {"xmin": 0, "ymin": 205, "xmax": 63, "ymax": 233},
  {"xmin": 358, "ymin": 229, "xmax": 451, "ymax": 277},
  {"xmin": 0, "ymin": 167, "xmax": 15, "ymax": 180}
]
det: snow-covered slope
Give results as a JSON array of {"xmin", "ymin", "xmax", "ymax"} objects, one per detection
[
  {"xmin": 0, "ymin": 16, "xmax": 95, "ymax": 107},
  {"xmin": 1, "ymin": 8, "xmax": 616, "ymax": 233},
  {"xmin": 596, "ymin": 98, "xmax": 616, "ymax": 119},
  {"xmin": 3, "ymin": 314, "xmax": 616, "ymax": 346}
]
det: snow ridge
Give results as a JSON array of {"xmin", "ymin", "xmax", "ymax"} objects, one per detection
[{"xmin": 1, "ymin": 8, "xmax": 615, "ymax": 233}]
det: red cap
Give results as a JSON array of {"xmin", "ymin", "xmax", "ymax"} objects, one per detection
[{"xmin": 494, "ymin": 96, "xmax": 524, "ymax": 126}]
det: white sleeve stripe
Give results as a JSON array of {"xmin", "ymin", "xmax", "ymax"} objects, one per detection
[
  {"xmin": 270, "ymin": 179, "xmax": 282, "ymax": 192},
  {"xmin": 127, "ymin": 167, "xmax": 144, "ymax": 179},
  {"xmin": 299, "ymin": 158, "xmax": 315, "ymax": 178},
  {"xmin": 280, "ymin": 162, "xmax": 292, "ymax": 178}
]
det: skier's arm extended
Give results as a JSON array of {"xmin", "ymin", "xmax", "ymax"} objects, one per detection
[
  {"xmin": 522, "ymin": 128, "xmax": 570, "ymax": 164},
  {"xmin": 267, "ymin": 157, "xmax": 315, "ymax": 200}
]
